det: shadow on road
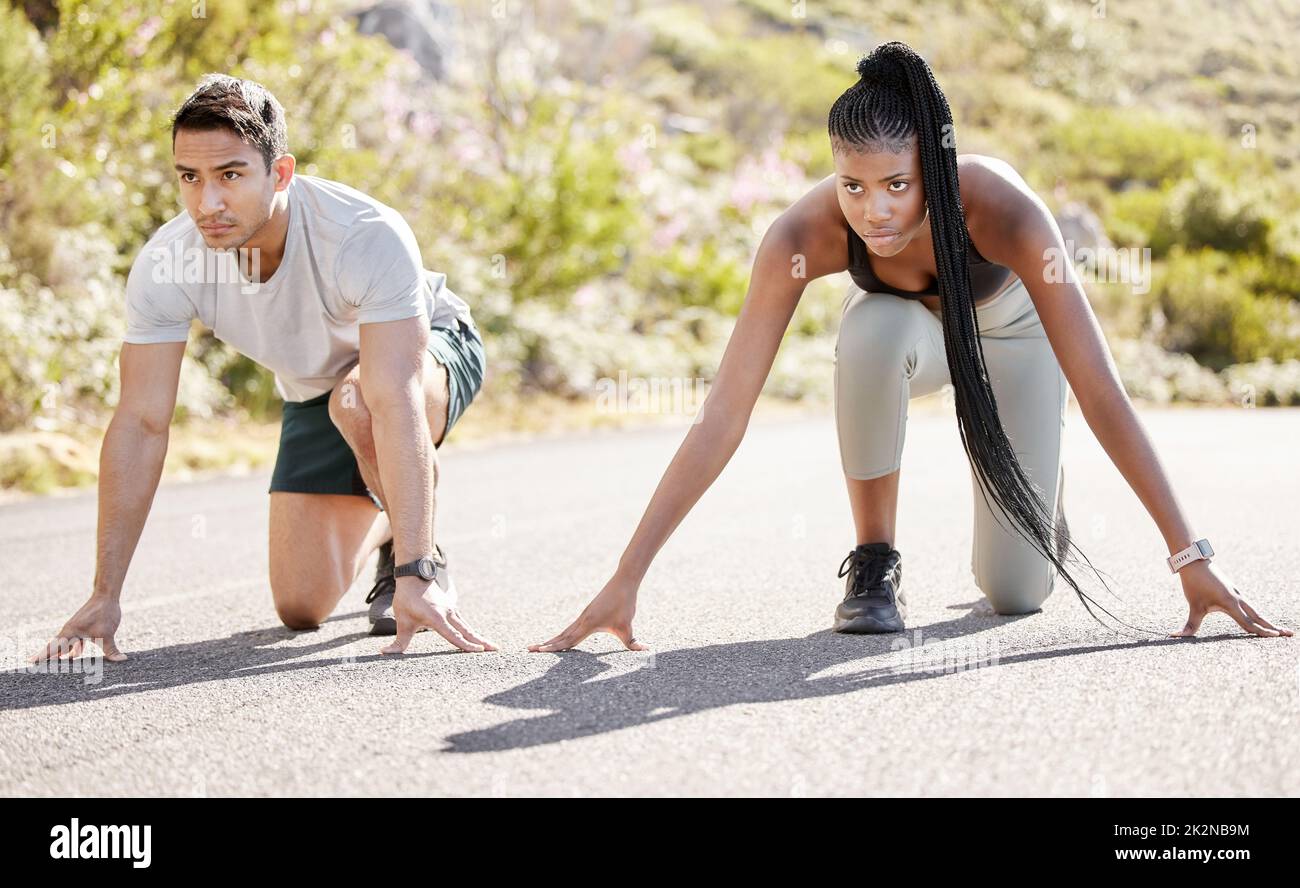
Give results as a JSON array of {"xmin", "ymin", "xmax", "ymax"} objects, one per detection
[
  {"xmin": 445, "ymin": 602, "xmax": 1214, "ymax": 753},
  {"xmin": 0, "ymin": 610, "xmax": 451, "ymax": 711},
  {"xmin": 1, "ymin": 599, "xmax": 1219, "ymax": 751}
]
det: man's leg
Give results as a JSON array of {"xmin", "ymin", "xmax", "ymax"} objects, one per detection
[
  {"xmin": 269, "ymin": 492, "xmax": 390, "ymax": 629},
  {"xmin": 330, "ymin": 321, "xmax": 484, "ymax": 637},
  {"xmin": 327, "ymin": 350, "xmax": 451, "ymax": 515},
  {"xmin": 323, "ymin": 321, "xmax": 489, "ymax": 647},
  {"xmin": 264, "ymin": 346, "xmax": 453, "ymax": 631}
]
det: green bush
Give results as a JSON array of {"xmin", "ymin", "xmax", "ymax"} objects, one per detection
[
  {"xmin": 1041, "ymin": 107, "xmax": 1231, "ymax": 190},
  {"xmin": 1151, "ymin": 162, "xmax": 1273, "ymax": 256},
  {"xmin": 1147, "ymin": 247, "xmax": 1300, "ymax": 370},
  {"xmin": 4, "ymin": 0, "xmax": 1299, "ymax": 465},
  {"xmin": 1105, "ymin": 187, "xmax": 1166, "ymax": 249},
  {"xmin": 0, "ymin": 231, "xmax": 234, "ymax": 432}
]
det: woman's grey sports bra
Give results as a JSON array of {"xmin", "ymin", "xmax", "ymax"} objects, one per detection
[{"xmin": 846, "ymin": 223, "xmax": 1013, "ymax": 301}]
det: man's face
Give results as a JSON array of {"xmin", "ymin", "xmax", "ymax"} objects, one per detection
[
  {"xmin": 173, "ymin": 127, "xmax": 284, "ymax": 250},
  {"xmin": 833, "ymin": 136, "xmax": 928, "ymax": 258}
]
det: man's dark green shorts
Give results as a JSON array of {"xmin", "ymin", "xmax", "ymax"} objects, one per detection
[{"xmin": 268, "ymin": 317, "xmax": 486, "ymax": 506}]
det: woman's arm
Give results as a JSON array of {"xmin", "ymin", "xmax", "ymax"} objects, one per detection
[
  {"xmin": 613, "ymin": 212, "xmax": 833, "ymax": 583},
  {"xmin": 529, "ymin": 180, "xmax": 850, "ymax": 652},
  {"xmin": 968, "ymin": 157, "xmax": 1291, "ymax": 638}
]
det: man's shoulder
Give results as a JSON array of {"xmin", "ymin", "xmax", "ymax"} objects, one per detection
[{"xmin": 293, "ymin": 174, "xmax": 406, "ymax": 231}]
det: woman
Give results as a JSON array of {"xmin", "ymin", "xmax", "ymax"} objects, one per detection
[{"xmin": 529, "ymin": 41, "xmax": 1290, "ymax": 652}]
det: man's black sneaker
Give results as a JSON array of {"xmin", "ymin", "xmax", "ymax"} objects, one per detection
[
  {"xmin": 365, "ymin": 540, "xmax": 396, "ymax": 636},
  {"xmin": 833, "ymin": 541, "xmax": 906, "ymax": 634}
]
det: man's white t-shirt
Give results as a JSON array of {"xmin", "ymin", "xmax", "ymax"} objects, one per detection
[{"xmin": 123, "ymin": 174, "xmax": 474, "ymax": 402}]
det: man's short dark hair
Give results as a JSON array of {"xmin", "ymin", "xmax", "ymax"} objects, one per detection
[{"xmin": 171, "ymin": 74, "xmax": 288, "ymax": 171}]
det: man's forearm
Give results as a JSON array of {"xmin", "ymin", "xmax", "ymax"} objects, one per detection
[
  {"xmin": 93, "ymin": 415, "xmax": 169, "ymax": 600},
  {"xmin": 368, "ymin": 383, "xmax": 435, "ymax": 566}
]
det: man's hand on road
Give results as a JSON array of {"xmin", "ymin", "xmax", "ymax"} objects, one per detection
[
  {"xmin": 381, "ymin": 575, "xmax": 497, "ymax": 655},
  {"xmin": 29, "ymin": 595, "xmax": 127, "ymax": 663}
]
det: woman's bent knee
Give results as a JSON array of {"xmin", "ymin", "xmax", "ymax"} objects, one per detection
[
  {"xmin": 979, "ymin": 572, "xmax": 1054, "ymax": 615},
  {"xmin": 837, "ymin": 294, "xmax": 924, "ymax": 366}
]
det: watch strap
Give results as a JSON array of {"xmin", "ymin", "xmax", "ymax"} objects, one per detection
[
  {"xmin": 392, "ymin": 545, "xmax": 448, "ymax": 581},
  {"xmin": 1167, "ymin": 538, "xmax": 1214, "ymax": 573}
]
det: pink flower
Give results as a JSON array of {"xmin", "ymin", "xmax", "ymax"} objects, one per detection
[
  {"xmin": 616, "ymin": 140, "xmax": 652, "ymax": 176},
  {"xmin": 126, "ymin": 15, "xmax": 162, "ymax": 57},
  {"xmin": 652, "ymin": 217, "xmax": 688, "ymax": 251}
]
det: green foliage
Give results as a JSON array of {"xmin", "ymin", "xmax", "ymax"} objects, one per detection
[
  {"xmin": 3, "ymin": 0, "xmax": 1300, "ymax": 456},
  {"xmin": 0, "ymin": 1, "xmax": 75, "ymax": 281},
  {"xmin": 1107, "ymin": 164, "xmax": 1277, "ymax": 258},
  {"xmin": 1041, "ymin": 107, "xmax": 1231, "ymax": 191},
  {"xmin": 1147, "ymin": 247, "xmax": 1300, "ymax": 370},
  {"xmin": 1150, "ymin": 163, "xmax": 1273, "ymax": 256},
  {"xmin": 989, "ymin": 0, "xmax": 1120, "ymax": 103},
  {"xmin": 641, "ymin": 239, "xmax": 750, "ymax": 315},
  {"xmin": 694, "ymin": 35, "xmax": 848, "ymax": 149},
  {"xmin": 492, "ymin": 95, "xmax": 645, "ymax": 308},
  {"xmin": 1104, "ymin": 187, "xmax": 1165, "ymax": 250}
]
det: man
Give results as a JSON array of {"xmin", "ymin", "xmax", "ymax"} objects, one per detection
[{"xmin": 30, "ymin": 74, "xmax": 494, "ymax": 662}]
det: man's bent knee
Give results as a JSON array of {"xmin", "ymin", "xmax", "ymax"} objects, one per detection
[
  {"xmin": 272, "ymin": 584, "xmax": 340, "ymax": 631},
  {"xmin": 277, "ymin": 608, "xmax": 325, "ymax": 632}
]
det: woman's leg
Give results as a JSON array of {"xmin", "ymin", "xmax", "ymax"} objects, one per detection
[
  {"xmin": 964, "ymin": 280, "xmax": 1071, "ymax": 614},
  {"xmin": 834, "ymin": 284, "xmax": 952, "ymax": 546}
]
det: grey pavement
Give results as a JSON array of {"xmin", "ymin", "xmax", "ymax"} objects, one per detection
[{"xmin": 1, "ymin": 404, "xmax": 1297, "ymax": 796}]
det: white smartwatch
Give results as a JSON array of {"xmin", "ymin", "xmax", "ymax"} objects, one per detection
[{"xmin": 1167, "ymin": 538, "xmax": 1214, "ymax": 574}]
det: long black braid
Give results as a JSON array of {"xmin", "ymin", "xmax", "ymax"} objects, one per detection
[{"xmin": 829, "ymin": 42, "xmax": 1154, "ymax": 637}]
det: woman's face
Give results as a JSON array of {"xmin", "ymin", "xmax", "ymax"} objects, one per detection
[{"xmin": 833, "ymin": 137, "xmax": 928, "ymax": 258}]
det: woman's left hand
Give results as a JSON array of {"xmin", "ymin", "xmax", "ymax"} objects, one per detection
[{"xmin": 1172, "ymin": 560, "xmax": 1293, "ymax": 638}]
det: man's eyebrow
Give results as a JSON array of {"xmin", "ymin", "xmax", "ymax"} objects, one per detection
[{"xmin": 173, "ymin": 160, "xmax": 252, "ymax": 173}]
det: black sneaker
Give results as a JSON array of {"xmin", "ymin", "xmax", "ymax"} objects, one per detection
[
  {"xmin": 833, "ymin": 541, "xmax": 906, "ymax": 633},
  {"xmin": 365, "ymin": 540, "xmax": 396, "ymax": 636}
]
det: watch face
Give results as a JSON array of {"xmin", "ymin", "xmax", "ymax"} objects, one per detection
[{"xmin": 418, "ymin": 557, "xmax": 436, "ymax": 581}]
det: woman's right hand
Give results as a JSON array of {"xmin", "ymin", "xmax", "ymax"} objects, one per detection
[{"xmin": 528, "ymin": 574, "xmax": 648, "ymax": 653}]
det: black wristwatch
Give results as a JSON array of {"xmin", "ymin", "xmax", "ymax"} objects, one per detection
[{"xmin": 393, "ymin": 546, "xmax": 446, "ymax": 582}]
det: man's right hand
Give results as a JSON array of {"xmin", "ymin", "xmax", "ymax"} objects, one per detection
[
  {"xmin": 37, "ymin": 340, "xmax": 186, "ymax": 667},
  {"xmin": 29, "ymin": 596, "xmax": 127, "ymax": 663}
]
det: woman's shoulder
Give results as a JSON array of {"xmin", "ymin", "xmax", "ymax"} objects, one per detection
[
  {"xmin": 958, "ymin": 154, "xmax": 1040, "ymax": 214},
  {"xmin": 764, "ymin": 174, "xmax": 852, "ymax": 274},
  {"xmin": 957, "ymin": 154, "xmax": 1042, "ymax": 259}
]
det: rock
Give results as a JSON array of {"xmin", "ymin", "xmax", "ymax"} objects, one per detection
[{"xmin": 352, "ymin": 0, "xmax": 458, "ymax": 80}]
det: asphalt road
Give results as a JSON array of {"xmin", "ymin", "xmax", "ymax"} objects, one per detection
[{"xmin": 1, "ymin": 404, "xmax": 1297, "ymax": 796}]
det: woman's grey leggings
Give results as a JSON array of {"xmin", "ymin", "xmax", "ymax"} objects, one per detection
[{"xmin": 833, "ymin": 275, "xmax": 1070, "ymax": 615}]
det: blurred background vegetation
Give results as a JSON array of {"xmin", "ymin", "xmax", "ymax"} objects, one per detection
[{"xmin": 1, "ymin": 0, "xmax": 1298, "ymax": 493}]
